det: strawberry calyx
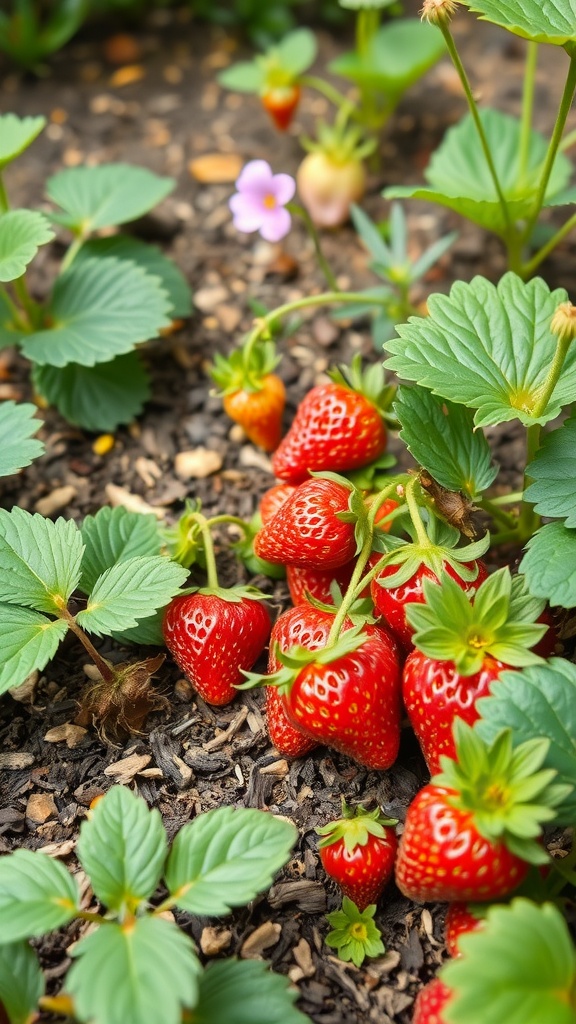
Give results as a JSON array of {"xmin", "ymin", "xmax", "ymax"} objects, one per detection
[
  {"xmin": 406, "ymin": 567, "xmax": 548, "ymax": 675},
  {"xmin": 305, "ymin": 585, "xmax": 375, "ymax": 626},
  {"xmin": 159, "ymin": 499, "xmax": 207, "ymax": 570},
  {"xmin": 302, "ymin": 117, "xmax": 376, "ymax": 165},
  {"xmin": 324, "ymin": 896, "xmax": 385, "ymax": 968},
  {"xmin": 191, "ymin": 584, "xmax": 270, "ymax": 605},
  {"xmin": 211, "ymin": 339, "xmax": 279, "ymax": 396},
  {"xmin": 434, "ymin": 720, "xmax": 571, "ymax": 865},
  {"xmin": 328, "ymin": 353, "xmax": 396, "ymax": 422},
  {"xmin": 239, "ymin": 623, "xmax": 368, "ymax": 695},
  {"xmin": 316, "ymin": 799, "xmax": 398, "ymax": 852}
]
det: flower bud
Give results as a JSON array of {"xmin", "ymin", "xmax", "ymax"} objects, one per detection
[
  {"xmin": 421, "ymin": 0, "xmax": 459, "ymax": 25},
  {"xmin": 550, "ymin": 301, "xmax": 576, "ymax": 344}
]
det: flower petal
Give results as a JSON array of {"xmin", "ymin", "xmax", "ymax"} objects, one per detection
[
  {"xmin": 260, "ymin": 206, "xmax": 292, "ymax": 242},
  {"xmin": 229, "ymin": 192, "xmax": 264, "ymax": 232},
  {"xmin": 235, "ymin": 159, "xmax": 274, "ymax": 196},
  {"xmin": 272, "ymin": 173, "xmax": 296, "ymax": 206}
]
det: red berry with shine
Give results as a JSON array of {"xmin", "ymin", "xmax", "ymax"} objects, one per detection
[
  {"xmin": 444, "ymin": 902, "xmax": 485, "ymax": 957},
  {"xmin": 317, "ymin": 804, "xmax": 398, "ymax": 911},
  {"xmin": 412, "ymin": 978, "xmax": 453, "ymax": 1024},
  {"xmin": 259, "ymin": 483, "xmax": 296, "ymax": 524}
]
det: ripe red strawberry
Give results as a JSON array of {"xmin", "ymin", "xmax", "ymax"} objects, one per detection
[
  {"xmin": 412, "ymin": 978, "xmax": 453, "ymax": 1024},
  {"xmin": 163, "ymin": 590, "xmax": 270, "ymax": 706},
  {"xmin": 254, "ymin": 476, "xmax": 359, "ymax": 571},
  {"xmin": 271, "ymin": 356, "xmax": 389, "ymax": 484},
  {"xmin": 261, "ymin": 84, "xmax": 300, "ymax": 131},
  {"xmin": 444, "ymin": 902, "xmax": 485, "ymax": 957},
  {"xmin": 223, "ymin": 373, "xmax": 285, "ymax": 452},
  {"xmin": 259, "ymin": 483, "xmax": 296, "ymax": 524},
  {"xmin": 286, "ymin": 560, "xmax": 356, "ymax": 606},
  {"xmin": 316, "ymin": 802, "xmax": 398, "ymax": 911}
]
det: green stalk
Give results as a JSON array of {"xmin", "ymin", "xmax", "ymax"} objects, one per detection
[
  {"xmin": 405, "ymin": 477, "xmax": 431, "ymax": 548},
  {"xmin": 478, "ymin": 497, "xmax": 518, "ymax": 531},
  {"xmin": 288, "ymin": 201, "xmax": 340, "ymax": 291},
  {"xmin": 12, "ymin": 275, "xmax": 41, "ymax": 329},
  {"xmin": 518, "ymin": 41, "xmax": 539, "ymax": 184},
  {"xmin": 192, "ymin": 514, "xmax": 219, "ymax": 590},
  {"xmin": 206, "ymin": 514, "xmax": 251, "ymax": 533},
  {"xmin": 300, "ymin": 75, "xmax": 360, "ymax": 117},
  {"xmin": 60, "ymin": 232, "xmax": 86, "ymax": 273},
  {"xmin": 488, "ymin": 491, "xmax": 525, "ymax": 505},
  {"xmin": 0, "ymin": 284, "xmax": 29, "ymax": 331},
  {"xmin": 517, "ymin": 423, "xmax": 541, "ymax": 542},
  {"xmin": 62, "ymin": 611, "xmax": 116, "ymax": 685},
  {"xmin": 0, "ymin": 173, "xmax": 9, "ymax": 214},
  {"xmin": 522, "ymin": 210, "xmax": 576, "ymax": 277}
]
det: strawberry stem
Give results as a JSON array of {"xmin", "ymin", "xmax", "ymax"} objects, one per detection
[
  {"xmin": 405, "ymin": 477, "xmax": 432, "ymax": 548},
  {"xmin": 287, "ymin": 201, "xmax": 340, "ymax": 291},
  {"xmin": 61, "ymin": 609, "xmax": 116, "ymax": 684},
  {"xmin": 188, "ymin": 512, "xmax": 219, "ymax": 590},
  {"xmin": 205, "ymin": 514, "xmax": 252, "ymax": 535}
]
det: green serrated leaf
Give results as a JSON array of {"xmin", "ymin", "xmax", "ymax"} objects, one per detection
[
  {"xmin": 524, "ymin": 415, "xmax": 576, "ymax": 526},
  {"xmin": 520, "ymin": 522, "xmax": 576, "ymax": 608},
  {"xmin": 0, "ymin": 508, "xmax": 83, "ymax": 614},
  {"xmin": 0, "ymin": 210, "xmax": 54, "ymax": 282},
  {"xmin": 76, "ymin": 555, "xmax": 187, "ymax": 637},
  {"xmin": 111, "ymin": 607, "xmax": 165, "ymax": 647},
  {"xmin": 66, "ymin": 917, "xmax": 200, "ymax": 1024},
  {"xmin": 33, "ymin": 350, "xmax": 151, "ymax": 432},
  {"xmin": 192, "ymin": 959, "xmax": 311, "ymax": 1024},
  {"xmin": 21, "ymin": 258, "xmax": 171, "ymax": 368},
  {"xmin": 0, "ymin": 604, "xmax": 68, "ymax": 696},
  {"xmin": 75, "ymin": 236, "xmax": 192, "ymax": 318},
  {"xmin": 46, "ymin": 163, "xmax": 174, "ymax": 234},
  {"xmin": 76, "ymin": 786, "xmax": 167, "ymax": 911},
  {"xmin": 460, "ymin": 0, "xmax": 576, "ymax": 45},
  {"xmin": 80, "ymin": 507, "xmax": 161, "ymax": 595},
  {"xmin": 0, "ymin": 942, "xmax": 44, "ymax": 1024},
  {"xmin": 475, "ymin": 658, "xmax": 576, "ymax": 824},
  {"xmin": 442, "ymin": 899, "xmax": 576, "ymax": 1024},
  {"xmin": 395, "ymin": 386, "xmax": 497, "ymax": 498},
  {"xmin": 329, "ymin": 19, "xmax": 444, "ymax": 97},
  {"xmin": 0, "ymin": 401, "xmax": 44, "ymax": 477},
  {"xmin": 164, "ymin": 806, "xmax": 297, "ymax": 915},
  {"xmin": 217, "ymin": 61, "xmax": 265, "ymax": 92},
  {"xmin": 385, "ymin": 109, "xmax": 572, "ymax": 237},
  {"xmin": 384, "ymin": 273, "xmax": 575, "ymax": 429},
  {"xmin": 0, "ymin": 850, "xmax": 80, "ymax": 942},
  {"xmin": 0, "ymin": 115, "xmax": 45, "ymax": 169}
]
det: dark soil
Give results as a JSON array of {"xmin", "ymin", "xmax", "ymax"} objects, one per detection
[{"xmin": 1, "ymin": 6, "xmax": 575, "ymax": 1022}]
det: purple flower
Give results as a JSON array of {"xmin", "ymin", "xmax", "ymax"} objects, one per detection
[{"xmin": 229, "ymin": 160, "xmax": 295, "ymax": 242}]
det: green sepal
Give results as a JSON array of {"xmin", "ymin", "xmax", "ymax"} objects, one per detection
[
  {"xmin": 325, "ymin": 897, "xmax": 385, "ymax": 968},
  {"xmin": 406, "ymin": 567, "xmax": 547, "ymax": 675},
  {"xmin": 305, "ymin": 583, "xmax": 376, "ymax": 627},
  {"xmin": 316, "ymin": 799, "xmax": 397, "ymax": 852},
  {"xmin": 328, "ymin": 353, "xmax": 395, "ymax": 420},
  {"xmin": 194, "ymin": 584, "xmax": 270, "ymax": 604},
  {"xmin": 210, "ymin": 340, "xmax": 279, "ymax": 395},
  {"xmin": 372, "ymin": 530, "xmax": 490, "ymax": 591},
  {"xmin": 434, "ymin": 721, "xmax": 569, "ymax": 864},
  {"xmin": 238, "ymin": 626, "xmax": 367, "ymax": 694}
]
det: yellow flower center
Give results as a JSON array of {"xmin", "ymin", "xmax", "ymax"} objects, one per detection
[
  {"xmin": 263, "ymin": 193, "xmax": 277, "ymax": 209},
  {"xmin": 350, "ymin": 922, "xmax": 368, "ymax": 941}
]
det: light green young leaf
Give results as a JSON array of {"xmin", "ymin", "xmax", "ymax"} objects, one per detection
[
  {"xmin": 76, "ymin": 236, "xmax": 192, "ymax": 318},
  {"xmin": 276, "ymin": 28, "xmax": 317, "ymax": 74},
  {"xmin": 520, "ymin": 522, "xmax": 576, "ymax": 608},
  {"xmin": 385, "ymin": 109, "xmax": 572, "ymax": 237},
  {"xmin": 0, "ymin": 115, "xmax": 45, "ymax": 169},
  {"xmin": 80, "ymin": 507, "xmax": 161, "ymax": 595},
  {"xmin": 32, "ymin": 351, "xmax": 151, "ymax": 432},
  {"xmin": 0, "ymin": 850, "xmax": 80, "ymax": 942},
  {"xmin": 46, "ymin": 163, "xmax": 174, "ymax": 234},
  {"xmin": 524, "ymin": 415, "xmax": 576, "ymax": 526},
  {"xmin": 76, "ymin": 786, "xmax": 167, "ymax": 911},
  {"xmin": 442, "ymin": 899, "xmax": 576, "ymax": 1024},
  {"xmin": 66, "ymin": 917, "xmax": 200, "ymax": 1024},
  {"xmin": 217, "ymin": 61, "xmax": 265, "ymax": 92},
  {"xmin": 0, "ymin": 508, "xmax": 83, "ymax": 613},
  {"xmin": 395, "ymin": 386, "xmax": 497, "ymax": 498},
  {"xmin": 193, "ymin": 959, "xmax": 311, "ymax": 1024},
  {"xmin": 329, "ymin": 19, "xmax": 444, "ymax": 97},
  {"xmin": 0, "ymin": 210, "xmax": 54, "ymax": 282},
  {"xmin": 76, "ymin": 555, "xmax": 187, "ymax": 637},
  {"xmin": 0, "ymin": 401, "xmax": 44, "ymax": 477},
  {"xmin": 460, "ymin": 0, "xmax": 576, "ymax": 45},
  {"xmin": 164, "ymin": 806, "xmax": 297, "ymax": 915},
  {"xmin": 384, "ymin": 273, "xmax": 575, "ymax": 429},
  {"xmin": 21, "ymin": 258, "xmax": 171, "ymax": 368},
  {"xmin": 476, "ymin": 658, "xmax": 576, "ymax": 823},
  {"xmin": 0, "ymin": 605, "xmax": 68, "ymax": 695},
  {"xmin": 0, "ymin": 942, "xmax": 44, "ymax": 1024}
]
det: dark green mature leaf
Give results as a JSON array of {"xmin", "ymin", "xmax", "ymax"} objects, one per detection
[
  {"xmin": 76, "ymin": 236, "xmax": 192, "ymax": 318},
  {"xmin": 66, "ymin": 917, "xmax": 200, "ymax": 1024},
  {"xmin": 524, "ymin": 415, "xmax": 576, "ymax": 526},
  {"xmin": 0, "ymin": 401, "xmax": 44, "ymax": 477},
  {"xmin": 0, "ymin": 942, "xmax": 44, "ymax": 1024},
  {"xmin": 384, "ymin": 273, "xmax": 575, "ymax": 429},
  {"xmin": 0, "ymin": 508, "xmax": 83, "ymax": 614},
  {"xmin": 442, "ymin": 899, "xmax": 576, "ymax": 1024},
  {"xmin": 164, "ymin": 806, "xmax": 297, "ymax": 916},
  {"xmin": 395, "ymin": 386, "xmax": 497, "ymax": 498},
  {"xmin": 193, "ymin": 959, "xmax": 311, "ymax": 1024},
  {"xmin": 0, "ymin": 210, "xmax": 54, "ymax": 282},
  {"xmin": 76, "ymin": 556, "xmax": 187, "ymax": 637},
  {"xmin": 33, "ymin": 351, "xmax": 151, "ymax": 432},
  {"xmin": 47, "ymin": 164, "xmax": 174, "ymax": 234},
  {"xmin": 80, "ymin": 507, "xmax": 161, "ymax": 595},
  {"xmin": 77, "ymin": 786, "xmax": 167, "ymax": 911},
  {"xmin": 0, "ymin": 115, "xmax": 45, "ymax": 169},
  {"xmin": 520, "ymin": 522, "xmax": 576, "ymax": 608},
  {"xmin": 111, "ymin": 607, "xmax": 165, "ymax": 647},
  {"xmin": 0, "ymin": 605, "xmax": 68, "ymax": 695},
  {"xmin": 386, "ymin": 110, "xmax": 572, "ymax": 237},
  {"xmin": 476, "ymin": 658, "xmax": 576, "ymax": 823},
  {"xmin": 329, "ymin": 19, "xmax": 444, "ymax": 97},
  {"xmin": 21, "ymin": 258, "xmax": 171, "ymax": 368},
  {"xmin": 460, "ymin": 0, "xmax": 576, "ymax": 45},
  {"xmin": 0, "ymin": 850, "xmax": 80, "ymax": 942}
]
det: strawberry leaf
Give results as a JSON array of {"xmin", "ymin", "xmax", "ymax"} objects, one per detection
[
  {"xmin": 395, "ymin": 386, "xmax": 497, "ymax": 499},
  {"xmin": 0, "ymin": 210, "xmax": 54, "ymax": 282},
  {"xmin": 76, "ymin": 555, "xmax": 188, "ymax": 637},
  {"xmin": 217, "ymin": 61, "xmax": 265, "ymax": 92},
  {"xmin": 192, "ymin": 959, "xmax": 311, "ymax": 1024},
  {"xmin": 329, "ymin": 19, "xmax": 445, "ymax": 98},
  {"xmin": 459, "ymin": 0, "xmax": 576, "ymax": 45},
  {"xmin": 384, "ymin": 273, "xmax": 575, "ymax": 429},
  {"xmin": 520, "ymin": 522, "xmax": 576, "ymax": 608},
  {"xmin": 441, "ymin": 899, "xmax": 576, "ymax": 1024},
  {"xmin": 0, "ymin": 850, "xmax": 80, "ymax": 942},
  {"xmin": 76, "ymin": 786, "xmax": 168, "ymax": 912},
  {"xmin": 47, "ymin": 164, "xmax": 174, "ymax": 234},
  {"xmin": 0, "ymin": 605, "xmax": 68, "ymax": 695},
  {"xmin": 79, "ymin": 507, "xmax": 161, "ymax": 595},
  {"xmin": 524, "ymin": 415, "xmax": 576, "ymax": 526},
  {"xmin": 475, "ymin": 658, "xmax": 576, "ymax": 824},
  {"xmin": 0, "ymin": 941, "xmax": 44, "ymax": 1024},
  {"xmin": 0, "ymin": 509, "xmax": 83, "ymax": 614},
  {"xmin": 33, "ymin": 351, "xmax": 151, "ymax": 432},
  {"xmin": 0, "ymin": 115, "xmax": 45, "ymax": 169},
  {"xmin": 0, "ymin": 401, "xmax": 44, "ymax": 477},
  {"xmin": 276, "ymin": 28, "xmax": 317, "ymax": 74},
  {"xmin": 66, "ymin": 917, "xmax": 200, "ymax": 1024},
  {"xmin": 164, "ymin": 806, "xmax": 297, "ymax": 916}
]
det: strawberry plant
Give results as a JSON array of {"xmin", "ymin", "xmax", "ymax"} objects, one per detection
[
  {"xmin": 0, "ymin": 400, "xmax": 44, "ymax": 477},
  {"xmin": 0, "ymin": 114, "xmax": 191, "ymax": 432},
  {"xmin": 0, "ymin": 785, "xmax": 308, "ymax": 1024}
]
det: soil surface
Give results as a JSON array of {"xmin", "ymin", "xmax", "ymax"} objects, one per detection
[{"xmin": 1, "ymin": 5, "xmax": 575, "ymax": 1022}]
